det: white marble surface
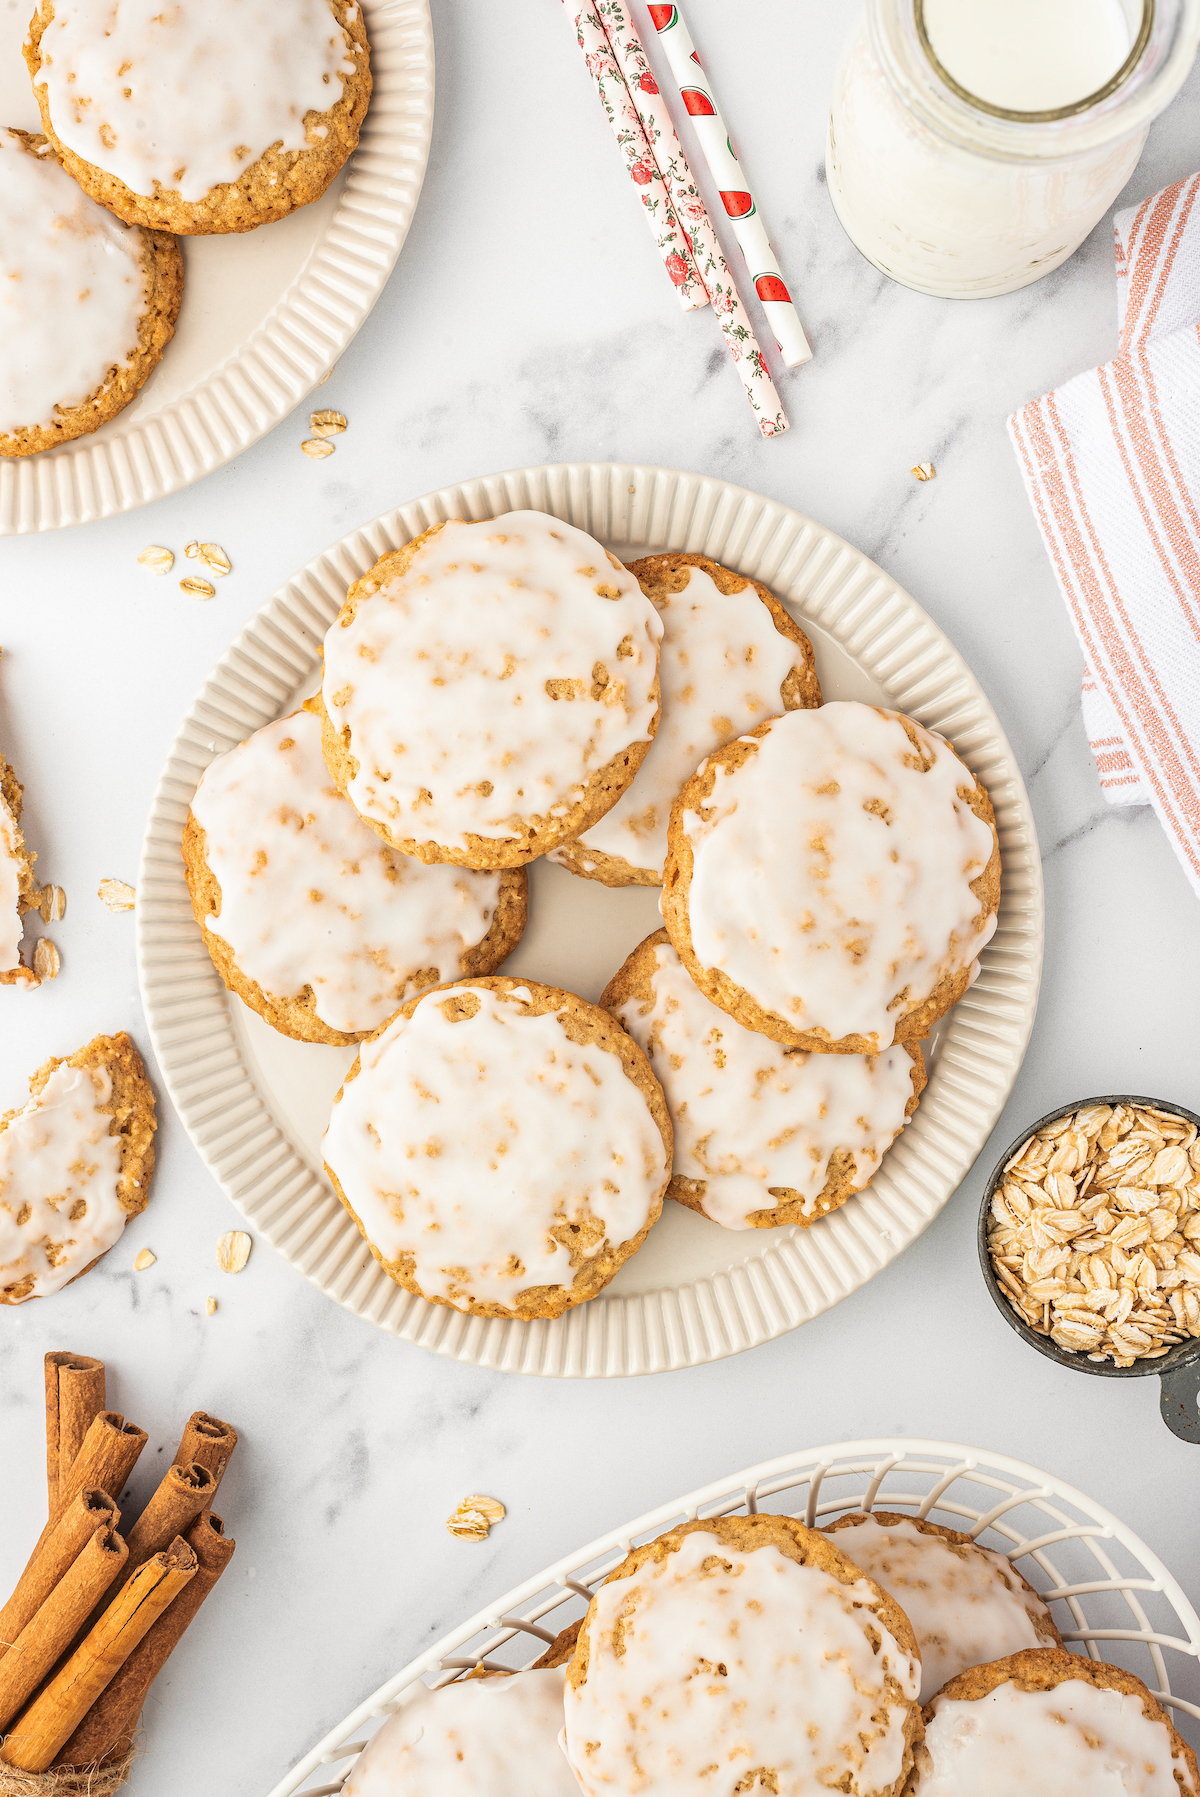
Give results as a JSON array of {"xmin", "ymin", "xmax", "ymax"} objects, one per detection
[{"xmin": 3, "ymin": 2, "xmax": 1200, "ymax": 1791}]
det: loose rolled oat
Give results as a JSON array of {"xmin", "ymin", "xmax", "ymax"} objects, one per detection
[
  {"xmin": 32, "ymin": 937, "xmax": 60, "ymax": 979},
  {"xmin": 301, "ymin": 437, "xmax": 335, "ymax": 459},
  {"xmin": 987, "ymin": 1101, "xmax": 1200, "ymax": 1366},
  {"xmin": 137, "ymin": 545, "xmax": 174, "ymax": 574},
  {"xmin": 446, "ymin": 1493, "xmax": 505, "ymax": 1541},
  {"xmin": 310, "ymin": 410, "xmax": 347, "ymax": 437},
  {"xmin": 98, "ymin": 878, "xmax": 136, "ymax": 912},
  {"xmin": 180, "ymin": 575, "xmax": 216, "ymax": 600}
]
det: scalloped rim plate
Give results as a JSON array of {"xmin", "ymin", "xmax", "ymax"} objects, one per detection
[
  {"xmin": 136, "ymin": 461, "xmax": 1044, "ymax": 1378},
  {"xmin": 0, "ymin": 0, "xmax": 433, "ymax": 535}
]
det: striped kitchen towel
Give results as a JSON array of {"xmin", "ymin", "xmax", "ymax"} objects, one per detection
[{"xmin": 1009, "ymin": 171, "xmax": 1200, "ymax": 896}]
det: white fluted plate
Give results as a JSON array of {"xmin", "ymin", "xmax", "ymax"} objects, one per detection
[
  {"xmin": 137, "ymin": 461, "xmax": 1044, "ymax": 1377},
  {"xmin": 0, "ymin": 0, "xmax": 433, "ymax": 535}
]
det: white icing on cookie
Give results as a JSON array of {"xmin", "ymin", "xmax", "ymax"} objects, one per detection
[
  {"xmin": 191, "ymin": 711, "xmax": 504, "ymax": 1035},
  {"xmin": 0, "ymin": 1063, "xmax": 125, "ymax": 1302},
  {"xmin": 0, "ymin": 129, "xmax": 147, "ymax": 437},
  {"xmin": 33, "ymin": 0, "xmax": 359, "ymax": 202},
  {"xmin": 322, "ymin": 983, "xmax": 668, "ymax": 1310},
  {"xmin": 680, "ymin": 702, "xmax": 998, "ymax": 1049},
  {"xmin": 345, "ymin": 1669, "xmax": 577, "ymax": 1797},
  {"xmin": 825, "ymin": 1515, "xmax": 1054, "ymax": 1704},
  {"xmin": 611, "ymin": 938, "xmax": 915, "ymax": 1228},
  {"xmin": 563, "ymin": 1528, "xmax": 920, "ymax": 1797},
  {"xmin": 321, "ymin": 513, "xmax": 663, "ymax": 854},
  {"xmin": 914, "ymin": 1678, "xmax": 1196, "ymax": 1796},
  {"xmin": 0, "ymin": 788, "xmax": 24, "ymax": 972},
  {"xmin": 557, "ymin": 565, "xmax": 803, "ymax": 880}
]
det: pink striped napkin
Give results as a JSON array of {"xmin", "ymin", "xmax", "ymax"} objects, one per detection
[{"xmin": 1009, "ymin": 173, "xmax": 1200, "ymax": 897}]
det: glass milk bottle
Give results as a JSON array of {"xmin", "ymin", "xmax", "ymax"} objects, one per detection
[{"xmin": 827, "ymin": 0, "xmax": 1200, "ymax": 297}]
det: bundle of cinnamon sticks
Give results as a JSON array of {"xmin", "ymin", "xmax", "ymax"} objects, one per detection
[{"xmin": 0, "ymin": 1352, "xmax": 238, "ymax": 1791}]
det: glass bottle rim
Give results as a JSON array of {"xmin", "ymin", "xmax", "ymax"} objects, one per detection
[{"xmin": 913, "ymin": 0, "xmax": 1154, "ymax": 123}]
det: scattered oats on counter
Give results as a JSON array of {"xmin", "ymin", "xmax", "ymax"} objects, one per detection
[
  {"xmin": 180, "ymin": 575, "xmax": 217, "ymax": 601},
  {"xmin": 32, "ymin": 937, "xmax": 60, "ymax": 979},
  {"xmin": 216, "ymin": 1229, "xmax": 252, "ymax": 1274},
  {"xmin": 133, "ymin": 1247, "xmax": 156, "ymax": 1272},
  {"xmin": 911, "ymin": 462, "xmax": 936, "ymax": 481},
  {"xmin": 190, "ymin": 542, "xmax": 231, "ymax": 577},
  {"xmin": 987, "ymin": 1101, "xmax": 1200, "ymax": 1366},
  {"xmin": 446, "ymin": 1494, "xmax": 506, "ymax": 1542},
  {"xmin": 137, "ymin": 545, "xmax": 174, "ymax": 574},
  {"xmin": 309, "ymin": 409, "xmax": 346, "ymax": 437},
  {"xmin": 206, "ymin": 1296, "xmax": 218, "ymax": 1316},
  {"xmin": 37, "ymin": 884, "xmax": 65, "ymax": 923},
  {"xmin": 301, "ymin": 437, "xmax": 335, "ymax": 459},
  {"xmin": 98, "ymin": 878, "xmax": 136, "ymax": 912}
]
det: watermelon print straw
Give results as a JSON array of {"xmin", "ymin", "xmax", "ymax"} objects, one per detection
[
  {"xmin": 594, "ymin": 0, "xmax": 788, "ymax": 437},
  {"xmin": 566, "ymin": 2, "xmax": 708, "ymax": 311},
  {"xmin": 647, "ymin": 2, "xmax": 812, "ymax": 367}
]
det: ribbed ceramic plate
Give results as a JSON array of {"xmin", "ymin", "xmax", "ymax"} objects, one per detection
[
  {"xmin": 0, "ymin": 0, "xmax": 433, "ymax": 535},
  {"xmin": 137, "ymin": 462, "xmax": 1044, "ymax": 1378},
  {"xmin": 273, "ymin": 1438, "xmax": 1200, "ymax": 1795}
]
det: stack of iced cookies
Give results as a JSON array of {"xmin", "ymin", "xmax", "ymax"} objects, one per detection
[
  {"xmin": 2, "ymin": 0, "xmax": 371, "ymax": 454},
  {"xmin": 342, "ymin": 1506, "xmax": 1194, "ymax": 1797},
  {"xmin": 185, "ymin": 507, "xmax": 1002, "ymax": 1322}
]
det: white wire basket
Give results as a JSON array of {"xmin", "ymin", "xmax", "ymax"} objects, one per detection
[{"xmin": 270, "ymin": 1438, "xmax": 1200, "ymax": 1796}]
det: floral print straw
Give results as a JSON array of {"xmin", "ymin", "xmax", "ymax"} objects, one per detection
[
  {"xmin": 565, "ymin": 2, "xmax": 788, "ymax": 436},
  {"xmin": 567, "ymin": 2, "xmax": 708, "ymax": 311}
]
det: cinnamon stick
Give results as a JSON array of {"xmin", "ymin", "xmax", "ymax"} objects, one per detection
[
  {"xmin": 0, "ymin": 1528, "xmax": 128, "ymax": 1732},
  {"xmin": 54, "ymin": 1513, "xmax": 235, "ymax": 1771},
  {"xmin": 0, "ymin": 1540, "xmax": 197, "ymax": 1774},
  {"xmin": 172, "ymin": 1412, "xmax": 237, "ymax": 1505},
  {"xmin": 44, "ymin": 1355, "xmax": 106, "ymax": 1516},
  {"xmin": 121, "ymin": 1463, "xmax": 213, "ymax": 1579},
  {"xmin": 28, "ymin": 1414, "xmax": 146, "ymax": 1567},
  {"xmin": 0, "ymin": 1490, "xmax": 120, "ymax": 1661}
]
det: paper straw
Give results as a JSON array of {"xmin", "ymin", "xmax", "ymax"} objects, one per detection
[
  {"xmin": 647, "ymin": 3, "xmax": 812, "ymax": 367},
  {"xmin": 565, "ymin": 3, "xmax": 708, "ymax": 312},
  {"xmin": 593, "ymin": 3, "xmax": 788, "ymax": 437}
]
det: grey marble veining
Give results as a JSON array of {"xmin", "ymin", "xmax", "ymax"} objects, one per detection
[{"xmin": 3, "ymin": 2, "xmax": 1200, "ymax": 1792}]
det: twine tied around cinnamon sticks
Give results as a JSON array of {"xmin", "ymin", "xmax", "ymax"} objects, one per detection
[{"xmin": 0, "ymin": 1355, "xmax": 239, "ymax": 1791}]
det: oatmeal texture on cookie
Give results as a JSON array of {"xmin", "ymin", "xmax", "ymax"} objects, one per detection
[
  {"xmin": 564, "ymin": 1514, "xmax": 922, "ymax": 1797},
  {"xmin": 323, "ymin": 978, "xmax": 672, "ymax": 1319},
  {"xmin": 318, "ymin": 512, "xmax": 663, "ymax": 866},
  {"xmin": 823, "ymin": 1513, "xmax": 1060, "ymax": 1705},
  {"xmin": 344, "ymin": 1668, "xmax": 578, "ymax": 1797},
  {"xmin": 605, "ymin": 931, "xmax": 923, "ymax": 1228},
  {"xmin": 0, "ymin": 1032, "xmax": 156, "ymax": 1303},
  {"xmin": 551, "ymin": 554, "xmax": 819, "ymax": 885},
  {"xmin": 186, "ymin": 709, "xmax": 523, "ymax": 1044},
  {"xmin": 663, "ymin": 701, "xmax": 1000, "ymax": 1054}
]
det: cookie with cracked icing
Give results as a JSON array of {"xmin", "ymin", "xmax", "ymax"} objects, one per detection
[
  {"xmin": 322, "ymin": 976, "xmax": 673, "ymax": 1320},
  {"xmin": 550, "ymin": 552, "xmax": 820, "ymax": 887},
  {"xmin": 904, "ymin": 1647, "xmax": 1199, "ymax": 1795},
  {"xmin": 25, "ymin": 0, "xmax": 371, "ymax": 235},
  {"xmin": 823, "ymin": 1511, "xmax": 1061, "ymax": 1705},
  {"xmin": 662, "ymin": 701, "xmax": 1001, "ymax": 1055},
  {"xmin": 315, "ymin": 512, "xmax": 664, "ymax": 868},
  {"xmin": 0, "ymin": 128, "xmax": 182, "ymax": 457},
  {"xmin": 1, "ymin": 1031, "xmax": 156, "ymax": 1304},
  {"xmin": 563, "ymin": 1512, "xmax": 923, "ymax": 1797},
  {"xmin": 603, "ymin": 929, "xmax": 925, "ymax": 1230},
  {"xmin": 343, "ymin": 1665, "xmax": 579, "ymax": 1797},
  {"xmin": 0, "ymin": 748, "xmax": 40, "ymax": 986},
  {"xmin": 182, "ymin": 707, "xmax": 528, "ymax": 1047}
]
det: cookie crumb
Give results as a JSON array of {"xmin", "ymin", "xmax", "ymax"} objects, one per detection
[
  {"xmin": 99, "ymin": 878, "xmax": 136, "ymax": 912},
  {"xmin": 137, "ymin": 545, "xmax": 174, "ymax": 574},
  {"xmin": 302, "ymin": 437, "xmax": 335, "ymax": 459},
  {"xmin": 911, "ymin": 463, "xmax": 936, "ymax": 481},
  {"xmin": 446, "ymin": 1493, "xmax": 505, "ymax": 1541},
  {"xmin": 133, "ymin": 1247, "xmax": 156, "ymax": 1272}
]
